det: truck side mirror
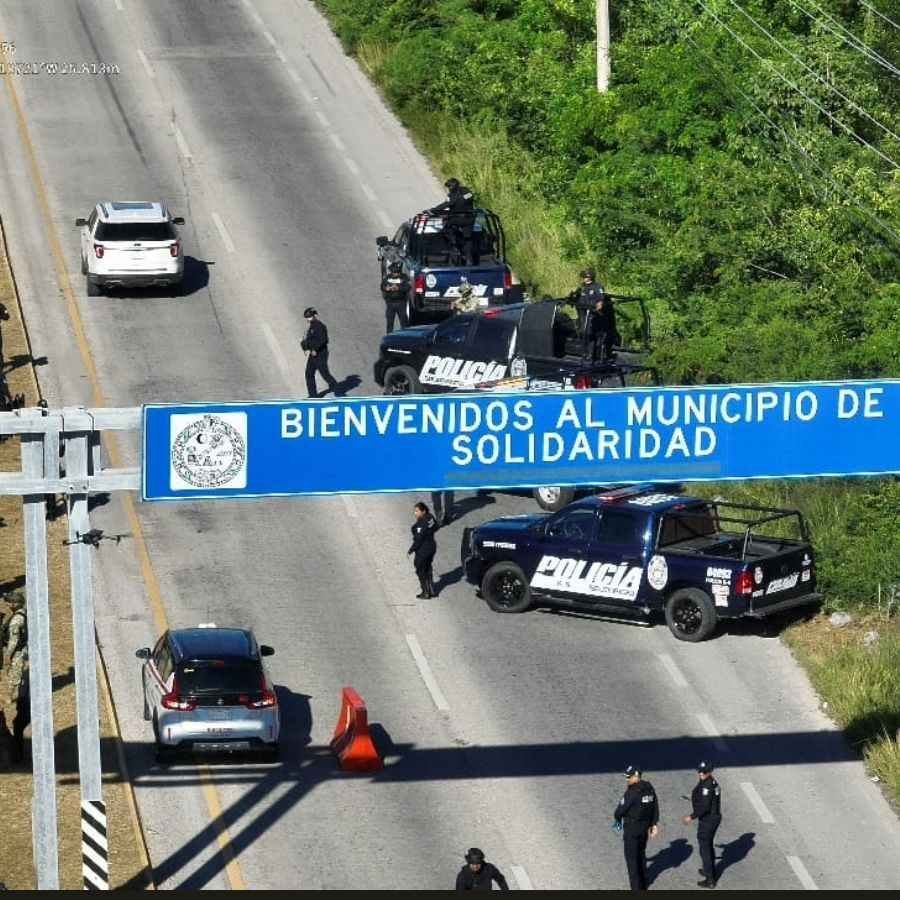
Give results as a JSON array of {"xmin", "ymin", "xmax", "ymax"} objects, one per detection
[
  {"xmin": 375, "ymin": 235, "xmax": 390, "ymax": 247},
  {"xmin": 260, "ymin": 645, "xmax": 275, "ymax": 657},
  {"xmin": 135, "ymin": 647, "xmax": 151, "ymax": 660},
  {"xmin": 75, "ymin": 217, "xmax": 88, "ymax": 227},
  {"xmin": 172, "ymin": 216, "xmax": 185, "ymax": 225}
]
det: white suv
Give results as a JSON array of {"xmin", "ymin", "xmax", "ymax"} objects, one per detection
[{"xmin": 76, "ymin": 201, "xmax": 185, "ymax": 296}]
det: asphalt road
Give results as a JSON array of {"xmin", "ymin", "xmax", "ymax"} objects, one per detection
[{"xmin": 1, "ymin": 0, "xmax": 899, "ymax": 890}]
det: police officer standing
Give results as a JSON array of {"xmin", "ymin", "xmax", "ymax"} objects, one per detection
[
  {"xmin": 301, "ymin": 307, "xmax": 339, "ymax": 398},
  {"xmin": 408, "ymin": 501, "xmax": 438, "ymax": 598},
  {"xmin": 455, "ymin": 847, "xmax": 509, "ymax": 891},
  {"xmin": 430, "ymin": 177, "xmax": 477, "ymax": 266},
  {"xmin": 381, "ymin": 260, "xmax": 410, "ymax": 333},
  {"xmin": 585, "ymin": 294, "xmax": 618, "ymax": 363},
  {"xmin": 568, "ymin": 267, "xmax": 606, "ymax": 341},
  {"xmin": 682, "ymin": 761, "xmax": 723, "ymax": 888},
  {"xmin": 614, "ymin": 764, "xmax": 660, "ymax": 891}
]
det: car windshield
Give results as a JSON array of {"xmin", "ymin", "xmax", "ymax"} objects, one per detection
[
  {"xmin": 178, "ymin": 660, "xmax": 261, "ymax": 695},
  {"xmin": 94, "ymin": 221, "xmax": 175, "ymax": 242}
]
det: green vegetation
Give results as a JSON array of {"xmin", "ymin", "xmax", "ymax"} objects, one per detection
[{"xmin": 315, "ymin": 0, "xmax": 900, "ymax": 789}]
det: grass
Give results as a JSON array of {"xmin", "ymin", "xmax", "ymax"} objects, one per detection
[{"xmin": 0, "ymin": 224, "xmax": 152, "ymax": 890}]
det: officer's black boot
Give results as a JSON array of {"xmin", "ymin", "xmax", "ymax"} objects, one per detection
[
  {"xmin": 416, "ymin": 573, "xmax": 429, "ymax": 599},
  {"xmin": 426, "ymin": 572, "xmax": 437, "ymax": 598}
]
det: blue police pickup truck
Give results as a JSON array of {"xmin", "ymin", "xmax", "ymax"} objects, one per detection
[
  {"xmin": 461, "ymin": 486, "xmax": 822, "ymax": 642},
  {"xmin": 375, "ymin": 208, "xmax": 513, "ymax": 321}
]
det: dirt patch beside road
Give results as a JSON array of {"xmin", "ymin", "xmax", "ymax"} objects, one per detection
[{"xmin": 0, "ymin": 218, "xmax": 153, "ymax": 889}]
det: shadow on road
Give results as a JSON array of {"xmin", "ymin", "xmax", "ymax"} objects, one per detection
[
  {"xmin": 717, "ymin": 832, "xmax": 756, "ymax": 879},
  {"xmin": 647, "ymin": 837, "xmax": 693, "ymax": 885}
]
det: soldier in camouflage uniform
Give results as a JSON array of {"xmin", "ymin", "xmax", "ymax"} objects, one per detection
[
  {"xmin": 452, "ymin": 282, "xmax": 479, "ymax": 314},
  {"xmin": 10, "ymin": 654, "xmax": 29, "ymax": 763},
  {"xmin": 1, "ymin": 591, "xmax": 26, "ymax": 673}
]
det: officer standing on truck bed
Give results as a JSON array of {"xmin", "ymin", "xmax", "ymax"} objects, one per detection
[
  {"xmin": 568, "ymin": 267, "xmax": 606, "ymax": 337},
  {"xmin": 614, "ymin": 764, "xmax": 660, "ymax": 891},
  {"xmin": 430, "ymin": 177, "xmax": 477, "ymax": 266},
  {"xmin": 301, "ymin": 307, "xmax": 339, "ymax": 398},
  {"xmin": 585, "ymin": 294, "xmax": 618, "ymax": 363},
  {"xmin": 381, "ymin": 260, "xmax": 410, "ymax": 333},
  {"xmin": 682, "ymin": 761, "xmax": 723, "ymax": 888}
]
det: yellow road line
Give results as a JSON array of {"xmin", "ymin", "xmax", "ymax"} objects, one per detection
[{"xmin": 2, "ymin": 49, "xmax": 247, "ymax": 891}]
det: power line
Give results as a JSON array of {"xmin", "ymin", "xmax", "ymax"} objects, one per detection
[
  {"xmin": 724, "ymin": 0, "xmax": 900, "ymax": 150},
  {"xmin": 679, "ymin": 29, "xmax": 900, "ymax": 254},
  {"xmin": 693, "ymin": 0, "xmax": 900, "ymax": 171},
  {"xmin": 859, "ymin": 0, "xmax": 900, "ymax": 34},
  {"xmin": 787, "ymin": 0, "xmax": 900, "ymax": 78}
]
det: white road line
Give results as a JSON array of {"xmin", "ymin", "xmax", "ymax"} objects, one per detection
[
  {"xmin": 328, "ymin": 133, "xmax": 346, "ymax": 152},
  {"xmin": 377, "ymin": 210, "xmax": 394, "ymax": 230},
  {"xmin": 275, "ymin": 48, "xmax": 287, "ymax": 63},
  {"xmin": 511, "ymin": 864, "xmax": 533, "ymax": 890},
  {"xmin": 240, "ymin": 0, "xmax": 264, "ymax": 27},
  {"xmin": 173, "ymin": 125, "xmax": 193, "ymax": 160},
  {"xmin": 137, "ymin": 48, "xmax": 154, "ymax": 79},
  {"xmin": 340, "ymin": 495, "xmax": 360, "ymax": 520},
  {"xmin": 405, "ymin": 634, "xmax": 450, "ymax": 712},
  {"xmin": 360, "ymin": 183, "xmax": 377, "ymax": 203},
  {"xmin": 695, "ymin": 713, "xmax": 729, "ymax": 753},
  {"xmin": 260, "ymin": 322, "xmax": 293, "ymax": 385},
  {"xmin": 343, "ymin": 156, "xmax": 360, "ymax": 177},
  {"xmin": 262, "ymin": 29, "xmax": 278, "ymax": 48},
  {"xmin": 315, "ymin": 109, "xmax": 330, "ymax": 128},
  {"xmin": 786, "ymin": 856, "xmax": 819, "ymax": 890},
  {"xmin": 114, "ymin": 0, "xmax": 124, "ymax": 11},
  {"xmin": 740, "ymin": 782, "xmax": 775, "ymax": 824},
  {"xmin": 211, "ymin": 212, "xmax": 236, "ymax": 254},
  {"xmin": 657, "ymin": 653, "xmax": 688, "ymax": 688}
]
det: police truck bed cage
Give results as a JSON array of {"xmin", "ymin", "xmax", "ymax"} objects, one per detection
[
  {"xmin": 657, "ymin": 501, "xmax": 811, "ymax": 561},
  {"xmin": 411, "ymin": 207, "xmax": 507, "ymax": 261}
]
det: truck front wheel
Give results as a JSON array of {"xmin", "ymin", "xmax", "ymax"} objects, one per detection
[
  {"xmin": 533, "ymin": 486, "xmax": 576, "ymax": 511},
  {"xmin": 665, "ymin": 588, "xmax": 717, "ymax": 643},
  {"xmin": 482, "ymin": 561, "xmax": 531, "ymax": 614},
  {"xmin": 383, "ymin": 365, "xmax": 421, "ymax": 395}
]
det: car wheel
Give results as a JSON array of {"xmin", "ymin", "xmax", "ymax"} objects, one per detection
[
  {"xmin": 262, "ymin": 743, "xmax": 280, "ymax": 763},
  {"xmin": 153, "ymin": 717, "xmax": 175, "ymax": 764},
  {"xmin": 482, "ymin": 561, "xmax": 531, "ymax": 614},
  {"xmin": 665, "ymin": 588, "xmax": 717, "ymax": 643},
  {"xmin": 383, "ymin": 365, "xmax": 421, "ymax": 396},
  {"xmin": 86, "ymin": 275, "xmax": 101, "ymax": 297},
  {"xmin": 80, "ymin": 255, "xmax": 87, "ymax": 275},
  {"xmin": 141, "ymin": 676, "xmax": 151, "ymax": 721},
  {"xmin": 405, "ymin": 295, "xmax": 415, "ymax": 326},
  {"xmin": 171, "ymin": 279, "xmax": 184, "ymax": 297},
  {"xmin": 533, "ymin": 486, "xmax": 576, "ymax": 512}
]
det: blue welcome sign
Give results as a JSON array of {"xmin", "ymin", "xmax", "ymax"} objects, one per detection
[{"xmin": 142, "ymin": 379, "xmax": 900, "ymax": 500}]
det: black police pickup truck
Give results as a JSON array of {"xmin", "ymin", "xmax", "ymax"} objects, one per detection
[
  {"xmin": 461, "ymin": 486, "xmax": 821, "ymax": 642},
  {"xmin": 373, "ymin": 297, "xmax": 654, "ymax": 396},
  {"xmin": 376, "ymin": 209, "xmax": 513, "ymax": 320}
]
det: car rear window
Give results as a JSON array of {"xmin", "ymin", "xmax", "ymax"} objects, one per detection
[
  {"xmin": 94, "ymin": 221, "xmax": 175, "ymax": 242},
  {"xmin": 178, "ymin": 661, "xmax": 261, "ymax": 695}
]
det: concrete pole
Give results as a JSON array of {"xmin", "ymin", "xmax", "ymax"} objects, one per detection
[{"xmin": 597, "ymin": 0, "xmax": 611, "ymax": 92}]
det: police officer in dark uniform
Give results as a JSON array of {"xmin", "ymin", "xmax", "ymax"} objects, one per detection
[
  {"xmin": 381, "ymin": 260, "xmax": 410, "ymax": 333},
  {"xmin": 614, "ymin": 764, "xmax": 660, "ymax": 891},
  {"xmin": 682, "ymin": 761, "xmax": 723, "ymax": 888},
  {"xmin": 585, "ymin": 294, "xmax": 618, "ymax": 363},
  {"xmin": 430, "ymin": 177, "xmax": 477, "ymax": 266},
  {"xmin": 301, "ymin": 307, "xmax": 339, "ymax": 398},
  {"xmin": 408, "ymin": 501, "xmax": 438, "ymax": 598},
  {"xmin": 567, "ymin": 267, "xmax": 606, "ymax": 345},
  {"xmin": 455, "ymin": 847, "xmax": 509, "ymax": 891}
]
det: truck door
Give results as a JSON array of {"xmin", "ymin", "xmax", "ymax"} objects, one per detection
[
  {"xmin": 590, "ymin": 509, "xmax": 648, "ymax": 608},
  {"xmin": 529, "ymin": 506, "xmax": 600, "ymax": 601},
  {"xmin": 418, "ymin": 315, "xmax": 504, "ymax": 390}
]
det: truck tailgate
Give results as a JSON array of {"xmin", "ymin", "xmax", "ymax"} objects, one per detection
[
  {"xmin": 748, "ymin": 544, "xmax": 815, "ymax": 614},
  {"xmin": 421, "ymin": 267, "xmax": 508, "ymax": 305}
]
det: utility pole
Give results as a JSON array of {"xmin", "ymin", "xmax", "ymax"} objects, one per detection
[{"xmin": 597, "ymin": 0, "xmax": 611, "ymax": 92}]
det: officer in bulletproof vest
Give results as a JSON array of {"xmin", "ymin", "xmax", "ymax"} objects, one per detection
[
  {"xmin": 682, "ymin": 761, "xmax": 723, "ymax": 888},
  {"xmin": 381, "ymin": 260, "xmax": 410, "ymax": 334},
  {"xmin": 301, "ymin": 307, "xmax": 340, "ymax": 399},
  {"xmin": 614, "ymin": 764, "xmax": 660, "ymax": 891},
  {"xmin": 584, "ymin": 294, "xmax": 618, "ymax": 364},
  {"xmin": 430, "ymin": 177, "xmax": 477, "ymax": 266},
  {"xmin": 455, "ymin": 847, "xmax": 509, "ymax": 891},
  {"xmin": 567, "ymin": 267, "xmax": 606, "ymax": 337},
  {"xmin": 1, "ymin": 592, "xmax": 26, "ymax": 672}
]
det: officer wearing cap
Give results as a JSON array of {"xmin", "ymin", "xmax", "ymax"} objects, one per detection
[
  {"xmin": 682, "ymin": 762, "xmax": 722, "ymax": 888},
  {"xmin": 614, "ymin": 765, "xmax": 660, "ymax": 891},
  {"xmin": 455, "ymin": 847, "xmax": 509, "ymax": 891},
  {"xmin": 300, "ymin": 307, "xmax": 339, "ymax": 398},
  {"xmin": 430, "ymin": 177, "xmax": 477, "ymax": 266},
  {"xmin": 380, "ymin": 260, "xmax": 410, "ymax": 333},
  {"xmin": 567, "ymin": 267, "xmax": 606, "ymax": 339}
]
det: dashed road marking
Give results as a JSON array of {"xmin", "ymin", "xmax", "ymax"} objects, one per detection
[
  {"xmin": 240, "ymin": 0, "xmax": 264, "ymax": 27},
  {"xmin": 360, "ymin": 183, "xmax": 377, "ymax": 203},
  {"xmin": 329, "ymin": 132, "xmax": 345, "ymax": 152},
  {"xmin": 511, "ymin": 864, "xmax": 533, "ymax": 890},
  {"xmin": 315, "ymin": 109, "xmax": 330, "ymax": 128},
  {"xmin": 657, "ymin": 653, "xmax": 688, "ymax": 688},
  {"xmin": 262, "ymin": 29, "xmax": 277, "ymax": 48},
  {"xmin": 695, "ymin": 713, "xmax": 729, "ymax": 753},
  {"xmin": 260, "ymin": 322, "xmax": 293, "ymax": 385},
  {"xmin": 275, "ymin": 48, "xmax": 286, "ymax": 63},
  {"xmin": 377, "ymin": 209, "xmax": 393, "ymax": 230},
  {"xmin": 113, "ymin": 0, "xmax": 124, "ymax": 11},
  {"xmin": 740, "ymin": 782, "xmax": 775, "ymax": 824},
  {"xmin": 343, "ymin": 156, "xmax": 360, "ymax": 177},
  {"xmin": 137, "ymin": 48, "xmax": 154, "ymax": 79},
  {"xmin": 786, "ymin": 856, "xmax": 819, "ymax": 890},
  {"xmin": 173, "ymin": 124, "xmax": 192, "ymax": 160},
  {"xmin": 211, "ymin": 212, "xmax": 235, "ymax": 254},
  {"xmin": 405, "ymin": 634, "xmax": 450, "ymax": 712}
]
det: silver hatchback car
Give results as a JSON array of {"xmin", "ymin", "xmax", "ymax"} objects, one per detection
[{"xmin": 136, "ymin": 625, "xmax": 280, "ymax": 762}]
